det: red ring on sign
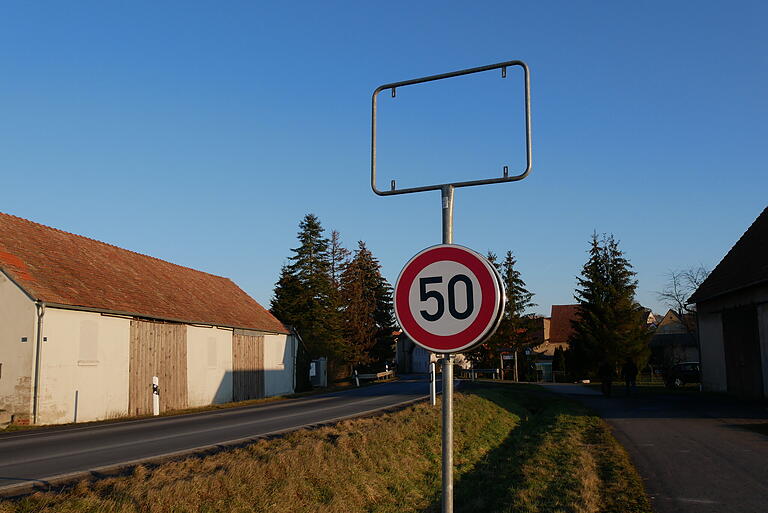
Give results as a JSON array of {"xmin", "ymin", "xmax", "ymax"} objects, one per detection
[{"xmin": 395, "ymin": 246, "xmax": 499, "ymax": 352}]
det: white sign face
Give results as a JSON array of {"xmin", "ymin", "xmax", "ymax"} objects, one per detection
[
  {"xmin": 408, "ymin": 260, "xmax": 482, "ymax": 337},
  {"xmin": 394, "ymin": 244, "xmax": 504, "ymax": 353}
]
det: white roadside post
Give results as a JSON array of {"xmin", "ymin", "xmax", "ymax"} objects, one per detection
[
  {"xmin": 430, "ymin": 361, "xmax": 437, "ymax": 406},
  {"xmin": 372, "ymin": 61, "xmax": 532, "ymax": 513},
  {"xmin": 152, "ymin": 376, "xmax": 160, "ymax": 416}
]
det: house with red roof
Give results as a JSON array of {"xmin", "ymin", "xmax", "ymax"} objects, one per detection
[
  {"xmin": 690, "ymin": 206, "xmax": 768, "ymax": 399},
  {"xmin": 528, "ymin": 305, "xmax": 577, "ymax": 381},
  {"xmin": 0, "ymin": 212, "xmax": 295, "ymax": 425}
]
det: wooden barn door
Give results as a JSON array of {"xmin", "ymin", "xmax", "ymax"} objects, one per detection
[
  {"xmin": 129, "ymin": 320, "xmax": 188, "ymax": 415},
  {"xmin": 232, "ymin": 331, "xmax": 265, "ymax": 401},
  {"xmin": 722, "ymin": 305, "xmax": 763, "ymax": 399}
]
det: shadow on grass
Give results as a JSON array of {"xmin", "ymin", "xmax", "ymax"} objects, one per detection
[
  {"xmin": 419, "ymin": 382, "xmax": 652, "ymax": 513},
  {"xmin": 419, "ymin": 383, "xmax": 589, "ymax": 513}
]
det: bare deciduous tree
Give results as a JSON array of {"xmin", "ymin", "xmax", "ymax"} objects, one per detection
[{"xmin": 657, "ymin": 265, "xmax": 709, "ymax": 317}]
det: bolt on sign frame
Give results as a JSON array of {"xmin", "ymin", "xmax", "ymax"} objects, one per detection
[{"xmin": 370, "ymin": 60, "xmax": 532, "ymax": 513}]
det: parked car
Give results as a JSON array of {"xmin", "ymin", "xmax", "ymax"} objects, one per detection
[{"xmin": 665, "ymin": 362, "xmax": 700, "ymax": 388}]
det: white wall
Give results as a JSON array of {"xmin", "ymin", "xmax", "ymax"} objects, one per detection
[
  {"xmin": 264, "ymin": 334, "xmax": 295, "ymax": 397},
  {"xmin": 186, "ymin": 326, "xmax": 233, "ymax": 407},
  {"xmin": 37, "ymin": 308, "xmax": 131, "ymax": 424},
  {"xmin": 758, "ymin": 304, "xmax": 768, "ymax": 398},
  {"xmin": 0, "ymin": 271, "xmax": 36, "ymax": 422},
  {"xmin": 698, "ymin": 311, "xmax": 727, "ymax": 392}
]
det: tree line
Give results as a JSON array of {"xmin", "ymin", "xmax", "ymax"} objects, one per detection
[
  {"xmin": 270, "ymin": 214, "xmax": 395, "ymax": 387},
  {"xmin": 270, "ymin": 214, "xmax": 654, "ymax": 391}
]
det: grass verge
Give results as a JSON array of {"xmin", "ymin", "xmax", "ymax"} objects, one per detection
[{"xmin": 0, "ymin": 384, "xmax": 651, "ymax": 513}]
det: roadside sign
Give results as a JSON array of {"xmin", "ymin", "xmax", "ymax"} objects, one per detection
[{"xmin": 394, "ymin": 244, "xmax": 504, "ymax": 353}]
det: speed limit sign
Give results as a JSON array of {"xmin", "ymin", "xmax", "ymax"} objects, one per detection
[{"xmin": 394, "ymin": 244, "xmax": 505, "ymax": 353}]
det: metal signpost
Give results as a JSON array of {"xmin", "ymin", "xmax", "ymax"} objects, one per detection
[{"xmin": 371, "ymin": 60, "xmax": 532, "ymax": 513}]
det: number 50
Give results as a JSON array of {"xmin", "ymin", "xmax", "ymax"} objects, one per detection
[{"xmin": 419, "ymin": 275, "xmax": 474, "ymax": 322}]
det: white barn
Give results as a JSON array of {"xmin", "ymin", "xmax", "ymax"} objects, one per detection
[{"xmin": 0, "ymin": 212, "xmax": 295, "ymax": 425}]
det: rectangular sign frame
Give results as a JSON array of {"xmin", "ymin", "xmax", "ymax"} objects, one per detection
[{"xmin": 371, "ymin": 60, "xmax": 531, "ymax": 196}]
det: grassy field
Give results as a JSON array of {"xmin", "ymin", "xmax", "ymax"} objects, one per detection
[{"xmin": 0, "ymin": 384, "xmax": 651, "ymax": 513}]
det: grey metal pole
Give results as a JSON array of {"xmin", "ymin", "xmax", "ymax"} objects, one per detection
[
  {"xmin": 441, "ymin": 184, "xmax": 454, "ymax": 513},
  {"xmin": 442, "ymin": 354, "xmax": 454, "ymax": 513},
  {"xmin": 514, "ymin": 350, "xmax": 519, "ymax": 382},
  {"xmin": 441, "ymin": 185, "xmax": 454, "ymax": 245}
]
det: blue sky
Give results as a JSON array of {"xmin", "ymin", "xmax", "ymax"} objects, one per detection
[{"xmin": 1, "ymin": 1, "xmax": 765, "ymax": 316}]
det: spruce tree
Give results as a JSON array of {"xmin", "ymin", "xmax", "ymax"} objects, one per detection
[
  {"xmin": 328, "ymin": 230, "xmax": 350, "ymax": 290},
  {"xmin": 568, "ymin": 233, "xmax": 650, "ymax": 379},
  {"xmin": 271, "ymin": 214, "xmax": 346, "ymax": 376},
  {"xmin": 339, "ymin": 241, "xmax": 395, "ymax": 369}
]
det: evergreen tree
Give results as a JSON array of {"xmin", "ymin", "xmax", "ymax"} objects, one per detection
[
  {"xmin": 339, "ymin": 241, "xmax": 395, "ymax": 369},
  {"xmin": 568, "ymin": 233, "xmax": 650, "ymax": 380},
  {"xmin": 271, "ymin": 214, "xmax": 346, "ymax": 376},
  {"xmin": 328, "ymin": 230, "xmax": 350, "ymax": 290}
]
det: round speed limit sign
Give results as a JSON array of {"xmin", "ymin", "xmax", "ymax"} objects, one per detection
[{"xmin": 394, "ymin": 244, "xmax": 505, "ymax": 353}]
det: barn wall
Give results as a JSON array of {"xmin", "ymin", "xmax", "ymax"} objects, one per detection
[
  {"xmin": 37, "ymin": 308, "xmax": 131, "ymax": 424},
  {"xmin": 264, "ymin": 333, "xmax": 295, "ymax": 397},
  {"xmin": 186, "ymin": 325, "xmax": 233, "ymax": 407},
  {"xmin": 697, "ymin": 284, "xmax": 768, "ymax": 395},
  {"xmin": 0, "ymin": 271, "xmax": 36, "ymax": 422}
]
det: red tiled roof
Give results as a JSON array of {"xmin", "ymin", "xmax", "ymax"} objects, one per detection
[
  {"xmin": 0, "ymin": 212, "xmax": 288, "ymax": 333},
  {"xmin": 549, "ymin": 304, "xmax": 580, "ymax": 345},
  {"xmin": 690, "ymin": 206, "xmax": 768, "ymax": 303}
]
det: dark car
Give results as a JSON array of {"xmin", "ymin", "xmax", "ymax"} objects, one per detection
[{"xmin": 665, "ymin": 362, "xmax": 700, "ymax": 388}]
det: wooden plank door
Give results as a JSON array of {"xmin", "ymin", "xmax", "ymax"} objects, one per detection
[
  {"xmin": 722, "ymin": 305, "xmax": 763, "ymax": 399},
  {"xmin": 232, "ymin": 333, "xmax": 265, "ymax": 401},
  {"xmin": 129, "ymin": 320, "xmax": 188, "ymax": 415}
]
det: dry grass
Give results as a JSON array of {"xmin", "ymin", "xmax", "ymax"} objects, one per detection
[{"xmin": 0, "ymin": 385, "xmax": 651, "ymax": 513}]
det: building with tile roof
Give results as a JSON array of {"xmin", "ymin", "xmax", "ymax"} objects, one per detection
[
  {"xmin": 690, "ymin": 206, "xmax": 768, "ymax": 398},
  {"xmin": 0, "ymin": 212, "xmax": 295, "ymax": 425}
]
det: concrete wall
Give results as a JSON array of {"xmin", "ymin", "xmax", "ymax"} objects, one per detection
[
  {"xmin": 37, "ymin": 308, "xmax": 131, "ymax": 424},
  {"xmin": 697, "ymin": 284, "xmax": 768, "ymax": 394},
  {"xmin": 263, "ymin": 334, "xmax": 295, "ymax": 397},
  {"xmin": 0, "ymin": 271, "xmax": 36, "ymax": 422},
  {"xmin": 186, "ymin": 326, "xmax": 233, "ymax": 407}
]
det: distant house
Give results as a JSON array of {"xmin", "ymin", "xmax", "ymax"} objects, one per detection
[
  {"xmin": 649, "ymin": 309, "xmax": 699, "ymax": 367},
  {"xmin": 0, "ymin": 213, "xmax": 296, "ymax": 425},
  {"xmin": 530, "ymin": 305, "xmax": 578, "ymax": 381},
  {"xmin": 690, "ymin": 206, "xmax": 768, "ymax": 399}
]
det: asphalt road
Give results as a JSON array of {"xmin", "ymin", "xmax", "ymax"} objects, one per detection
[
  {"xmin": 543, "ymin": 383, "xmax": 768, "ymax": 513},
  {"xmin": 0, "ymin": 376, "xmax": 437, "ymax": 496}
]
